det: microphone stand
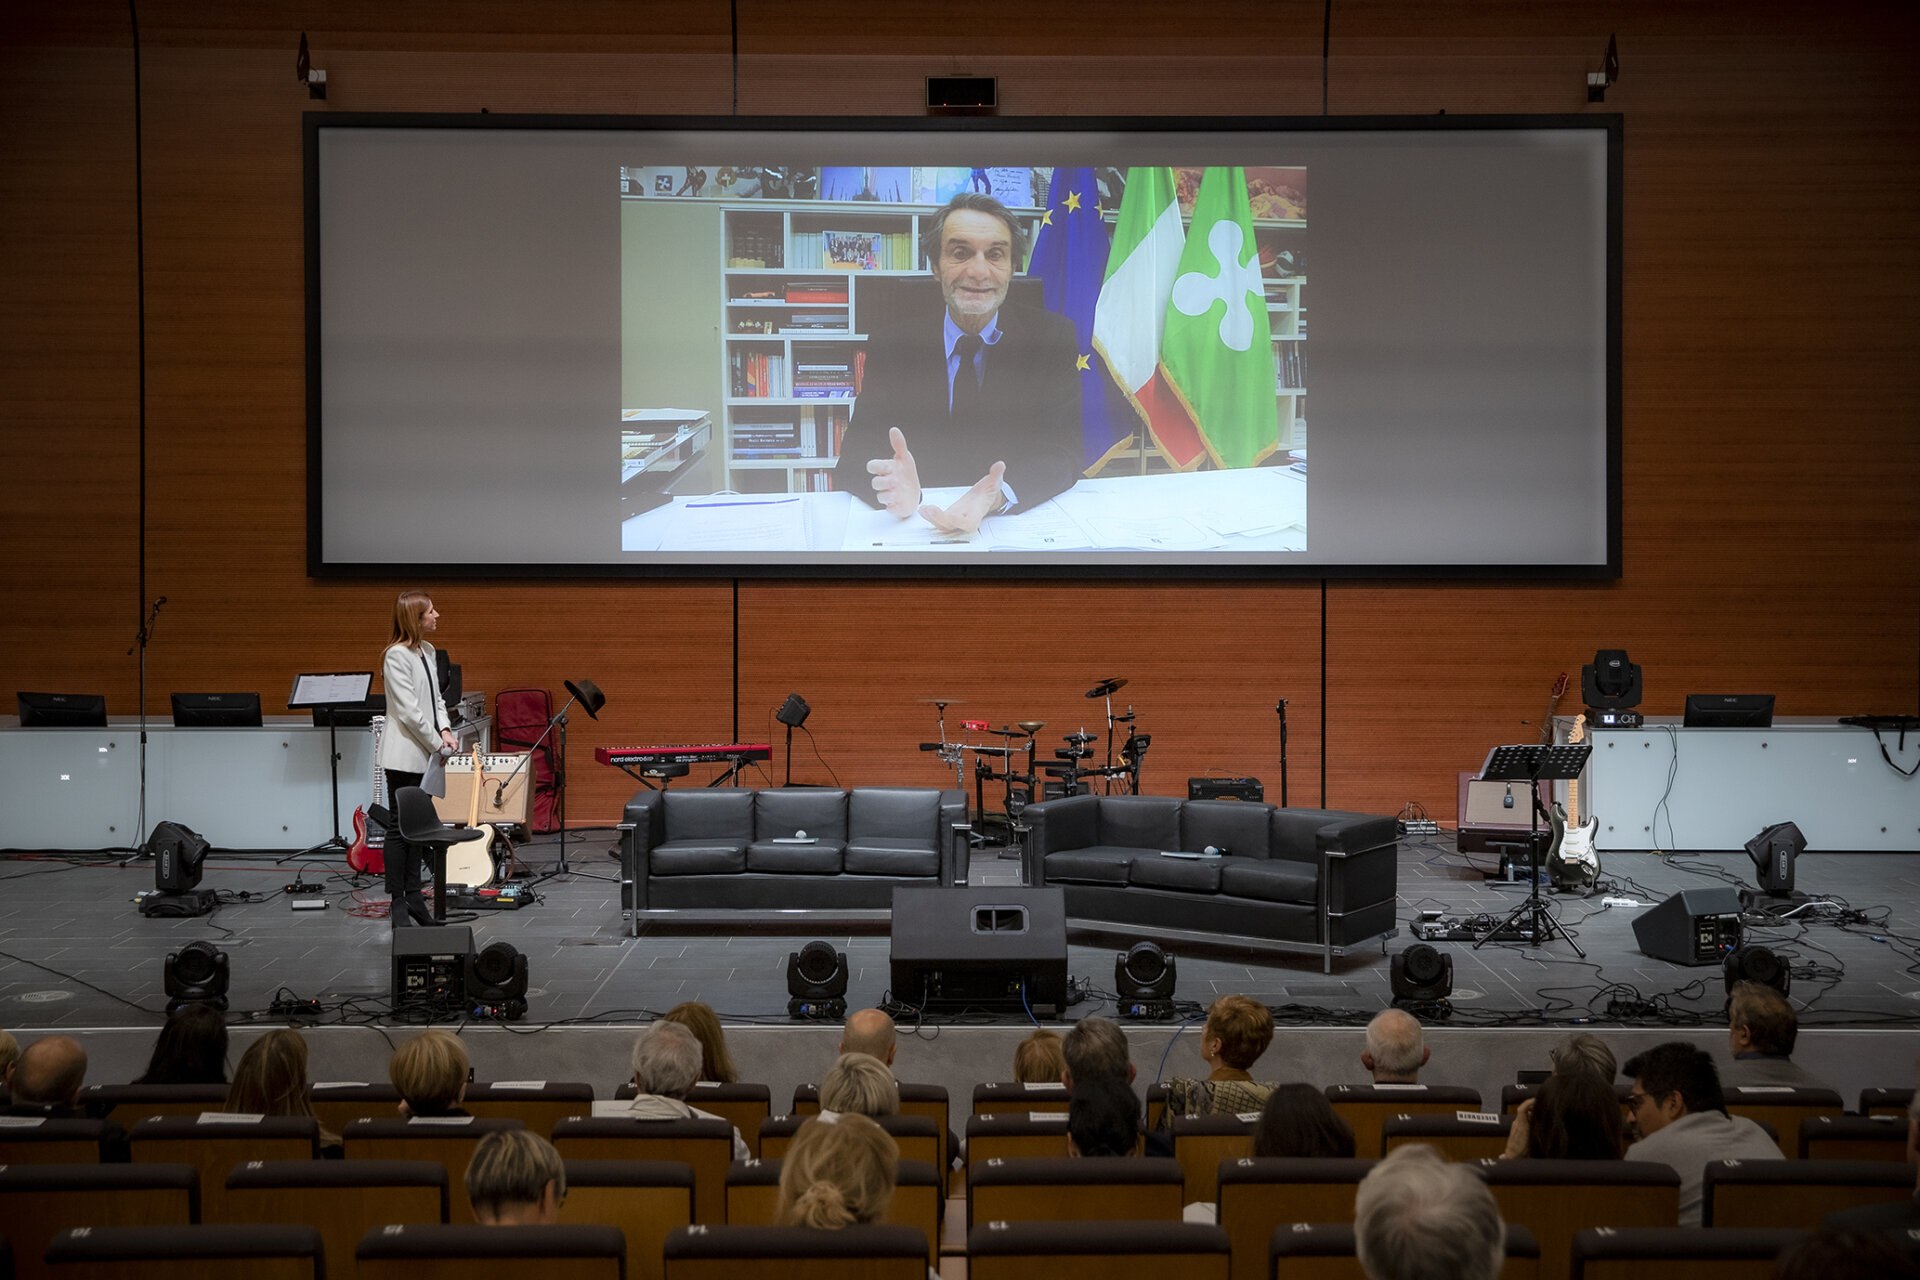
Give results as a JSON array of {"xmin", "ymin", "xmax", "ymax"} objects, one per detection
[
  {"xmin": 126, "ymin": 596, "xmax": 166, "ymax": 857},
  {"xmin": 1274, "ymin": 698, "xmax": 1289, "ymax": 808},
  {"xmin": 488, "ymin": 688, "xmax": 586, "ymax": 876}
]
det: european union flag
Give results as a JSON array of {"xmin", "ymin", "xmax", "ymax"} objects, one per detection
[{"xmin": 1027, "ymin": 166, "xmax": 1127, "ymax": 472}]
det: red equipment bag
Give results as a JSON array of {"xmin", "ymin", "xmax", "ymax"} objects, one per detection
[{"xmin": 495, "ymin": 687, "xmax": 560, "ymax": 832}]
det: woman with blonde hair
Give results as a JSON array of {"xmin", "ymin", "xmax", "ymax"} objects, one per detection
[
  {"xmin": 379, "ymin": 589, "xmax": 456, "ymax": 929},
  {"xmin": 820, "ymin": 1052, "xmax": 900, "ymax": 1118},
  {"xmin": 1013, "ymin": 1028, "xmax": 1064, "ymax": 1084},
  {"xmin": 390, "ymin": 1028, "xmax": 470, "ymax": 1118},
  {"xmin": 660, "ymin": 1001, "xmax": 739, "ymax": 1084},
  {"xmin": 777, "ymin": 1112, "xmax": 898, "ymax": 1229},
  {"xmin": 226, "ymin": 1029, "xmax": 340, "ymax": 1153},
  {"xmin": 1156, "ymin": 994, "xmax": 1277, "ymax": 1131}
]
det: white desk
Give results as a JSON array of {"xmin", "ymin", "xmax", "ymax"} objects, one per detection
[{"xmin": 1583, "ymin": 717, "xmax": 1920, "ymax": 853}]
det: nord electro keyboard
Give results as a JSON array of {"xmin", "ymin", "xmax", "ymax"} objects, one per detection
[{"xmin": 593, "ymin": 742, "xmax": 771, "ymax": 788}]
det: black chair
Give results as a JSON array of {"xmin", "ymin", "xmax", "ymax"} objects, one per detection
[
  {"xmin": 395, "ymin": 785, "xmax": 468, "ymax": 921},
  {"xmin": 356, "ymin": 1223, "xmax": 627, "ymax": 1279},
  {"xmin": 1569, "ymin": 1226, "xmax": 1803, "ymax": 1279},
  {"xmin": 43, "ymin": 1224, "xmax": 325, "ymax": 1280}
]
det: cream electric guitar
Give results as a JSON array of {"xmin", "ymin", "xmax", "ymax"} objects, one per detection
[
  {"xmin": 443, "ymin": 746, "xmax": 497, "ymax": 888},
  {"xmin": 1548, "ymin": 715, "xmax": 1600, "ymax": 891}
]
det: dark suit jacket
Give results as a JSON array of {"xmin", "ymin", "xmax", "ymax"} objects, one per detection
[{"xmin": 837, "ymin": 301, "xmax": 1085, "ymax": 512}]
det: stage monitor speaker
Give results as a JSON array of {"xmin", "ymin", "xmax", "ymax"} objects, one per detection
[
  {"xmin": 1188, "ymin": 776, "xmax": 1264, "ymax": 802},
  {"xmin": 392, "ymin": 925, "xmax": 474, "ymax": 1008},
  {"xmin": 890, "ymin": 887, "xmax": 1068, "ymax": 1016},
  {"xmin": 1632, "ymin": 886, "xmax": 1743, "ymax": 966}
]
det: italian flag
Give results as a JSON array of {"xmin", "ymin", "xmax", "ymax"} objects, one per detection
[
  {"xmin": 1091, "ymin": 167, "xmax": 1209, "ymax": 470},
  {"xmin": 1160, "ymin": 166, "xmax": 1279, "ymax": 470}
]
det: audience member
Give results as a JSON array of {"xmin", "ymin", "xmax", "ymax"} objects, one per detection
[
  {"xmin": 1060, "ymin": 1016, "xmax": 1134, "ymax": 1088},
  {"xmin": 820, "ymin": 1051, "xmax": 900, "ymax": 1117},
  {"xmin": 465, "ymin": 1128, "xmax": 568, "ymax": 1225},
  {"xmin": 133, "ymin": 1002, "xmax": 229, "ymax": 1085},
  {"xmin": 1502, "ymin": 1069, "xmax": 1625, "ymax": 1160},
  {"xmin": 1157, "ymin": 995, "xmax": 1276, "ymax": 1131},
  {"xmin": 227, "ymin": 1029, "xmax": 340, "ymax": 1154},
  {"xmin": 0, "ymin": 1028, "xmax": 20, "ymax": 1095},
  {"xmin": 1822, "ymin": 1080, "xmax": 1920, "ymax": 1232},
  {"xmin": 840, "ymin": 1007, "xmax": 898, "ymax": 1067},
  {"xmin": 1775, "ymin": 1227, "xmax": 1920, "ymax": 1280},
  {"xmin": 390, "ymin": 1028, "xmax": 470, "ymax": 1117},
  {"xmin": 660, "ymin": 1000, "xmax": 738, "ymax": 1084},
  {"xmin": 1362, "ymin": 1009, "xmax": 1428, "ymax": 1083},
  {"xmin": 777, "ymin": 1112, "xmax": 898, "ymax": 1228},
  {"xmin": 1013, "ymin": 1028, "xmax": 1064, "ymax": 1084},
  {"xmin": 1547, "ymin": 1031, "xmax": 1616, "ymax": 1082},
  {"xmin": 1252, "ymin": 1082, "xmax": 1358, "ymax": 1159},
  {"xmin": 1622, "ymin": 1040, "xmax": 1779, "ymax": 1226},
  {"xmin": 1067, "ymin": 1076, "xmax": 1141, "ymax": 1158},
  {"xmin": 6, "ymin": 1035, "xmax": 90, "ymax": 1113},
  {"xmin": 1354, "ymin": 1143, "xmax": 1505, "ymax": 1280},
  {"xmin": 625, "ymin": 1020, "xmax": 750, "ymax": 1159},
  {"xmin": 1722, "ymin": 980, "xmax": 1833, "ymax": 1091}
]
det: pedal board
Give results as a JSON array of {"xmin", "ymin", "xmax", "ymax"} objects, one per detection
[
  {"xmin": 1411, "ymin": 914, "xmax": 1537, "ymax": 944},
  {"xmin": 447, "ymin": 882, "xmax": 533, "ymax": 911}
]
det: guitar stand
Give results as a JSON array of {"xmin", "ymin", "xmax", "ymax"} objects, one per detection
[{"xmin": 1472, "ymin": 742, "xmax": 1591, "ymax": 957}]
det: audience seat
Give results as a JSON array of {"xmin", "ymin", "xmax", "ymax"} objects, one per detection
[
  {"xmin": 1798, "ymin": 1113, "xmax": 1910, "ymax": 1160},
  {"xmin": 341, "ymin": 1116, "xmax": 523, "ymax": 1225},
  {"xmin": 964, "ymin": 1112, "xmax": 1076, "ymax": 1180},
  {"xmin": 757, "ymin": 1114, "xmax": 939, "ymax": 1173},
  {"xmin": 792, "ymin": 1082, "xmax": 949, "ymax": 1180},
  {"xmin": 355, "ymin": 1223, "xmax": 625, "ymax": 1280},
  {"xmin": 1326, "ymin": 1085, "xmax": 1482, "ymax": 1158},
  {"xmin": 662, "ymin": 1222, "xmax": 929, "ymax": 1279},
  {"xmin": 1501, "ymin": 1083, "xmax": 1630, "ymax": 1116},
  {"xmin": 1475, "ymin": 1159, "xmax": 1681, "ymax": 1280},
  {"xmin": 1859, "ymin": 1086, "xmax": 1912, "ymax": 1118},
  {"xmin": 972, "ymin": 1081, "xmax": 1070, "ymax": 1116},
  {"xmin": 1216, "ymin": 1158, "xmax": 1376, "ymax": 1280},
  {"xmin": 309, "ymin": 1083, "xmax": 403, "ymax": 1135},
  {"xmin": 0, "ymin": 1163, "xmax": 197, "ymax": 1280},
  {"xmin": 459, "ymin": 1082, "xmax": 595, "ymax": 1139},
  {"xmin": 614, "ymin": 1083, "xmax": 773, "ymax": 1158},
  {"xmin": 128, "ymin": 1116, "xmax": 319, "ymax": 1223},
  {"xmin": 1146, "ymin": 1084, "xmax": 1166, "ymax": 1132},
  {"xmin": 1568, "ymin": 1226, "xmax": 1805, "ymax": 1280},
  {"xmin": 1268, "ymin": 1222, "xmax": 1541, "ymax": 1280},
  {"xmin": 551, "ymin": 1116, "xmax": 732, "ymax": 1225},
  {"xmin": 966, "ymin": 1219, "xmax": 1230, "ymax": 1280},
  {"xmin": 78, "ymin": 1084, "xmax": 229, "ymax": 1127},
  {"xmin": 0, "ymin": 1120, "xmax": 111, "ymax": 1165},
  {"xmin": 1720, "ymin": 1086, "xmax": 1843, "ymax": 1158},
  {"xmin": 723, "ymin": 1157, "xmax": 941, "ymax": 1269},
  {"xmin": 225, "ymin": 1158, "xmax": 448, "ymax": 1277},
  {"xmin": 1380, "ymin": 1112, "xmax": 1513, "ymax": 1161},
  {"xmin": 1701, "ymin": 1157, "xmax": 1915, "ymax": 1228},
  {"xmin": 560, "ymin": 1159, "xmax": 695, "ymax": 1280},
  {"xmin": 42, "ymin": 1224, "xmax": 324, "ymax": 1280},
  {"xmin": 967, "ymin": 1155, "xmax": 1184, "ymax": 1230},
  {"xmin": 1172, "ymin": 1114, "xmax": 1256, "ymax": 1203}
]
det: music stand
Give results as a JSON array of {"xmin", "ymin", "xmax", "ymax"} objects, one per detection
[
  {"xmin": 1472, "ymin": 742, "xmax": 1592, "ymax": 956},
  {"xmin": 286, "ymin": 672, "xmax": 375, "ymax": 858}
]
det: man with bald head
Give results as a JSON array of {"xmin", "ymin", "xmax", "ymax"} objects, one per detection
[
  {"xmin": 3, "ymin": 1035, "xmax": 127, "ymax": 1159},
  {"xmin": 1363, "ymin": 1009, "xmax": 1430, "ymax": 1083},
  {"xmin": 840, "ymin": 1008, "xmax": 898, "ymax": 1067}
]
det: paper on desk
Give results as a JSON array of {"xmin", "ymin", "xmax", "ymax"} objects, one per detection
[
  {"xmin": 840, "ymin": 487, "xmax": 982, "ymax": 550},
  {"xmin": 1050, "ymin": 498, "xmax": 1218, "ymax": 551},
  {"xmin": 981, "ymin": 502, "xmax": 1096, "ymax": 551},
  {"xmin": 1189, "ymin": 470, "xmax": 1303, "ymax": 539},
  {"xmin": 660, "ymin": 496, "xmax": 805, "ymax": 551}
]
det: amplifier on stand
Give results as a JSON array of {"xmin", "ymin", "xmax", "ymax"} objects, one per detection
[
  {"xmin": 1188, "ymin": 776, "xmax": 1264, "ymax": 802},
  {"xmin": 432, "ymin": 753, "xmax": 533, "ymax": 826}
]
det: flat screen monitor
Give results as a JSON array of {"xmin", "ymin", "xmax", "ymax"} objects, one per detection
[
  {"xmin": 308, "ymin": 113, "xmax": 1620, "ymax": 578},
  {"xmin": 17, "ymin": 692, "xmax": 108, "ymax": 727},
  {"xmin": 1683, "ymin": 694, "xmax": 1776, "ymax": 728},
  {"xmin": 170, "ymin": 692, "xmax": 265, "ymax": 728}
]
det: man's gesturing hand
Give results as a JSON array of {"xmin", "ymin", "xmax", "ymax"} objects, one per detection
[
  {"xmin": 919, "ymin": 461, "xmax": 1006, "ymax": 536},
  {"xmin": 866, "ymin": 427, "xmax": 922, "ymax": 517}
]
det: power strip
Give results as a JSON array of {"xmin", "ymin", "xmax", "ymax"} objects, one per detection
[{"xmin": 1399, "ymin": 819, "xmax": 1442, "ymax": 837}]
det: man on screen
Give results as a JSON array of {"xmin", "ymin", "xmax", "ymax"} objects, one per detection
[{"xmin": 837, "ymin": 193, "xmax": 1084, "ymax": 534}]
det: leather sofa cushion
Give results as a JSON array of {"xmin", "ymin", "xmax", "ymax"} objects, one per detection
[
  {"xmin": 755, "ymin": 788, "xmax": 848, "ymax": 842},
  {"xmin": 651, "ymin": 842, "xmax": 747, "ymax": 876},
  {"xmin": 1272, "ymin": 807, "xmax": 1398, "ymax": 860},
  {"xmin": 845, "ymin": 843, "xmax": 940, "ymax": 877},
  {"xmin": 746, "ymin": 841, "xmax": 844, "ymax": 874},
  {"xmin": 1220, "ymin": 859, "xmax": 1320, "ymax": 905},
  {"xmin": 1181, "ymin": 800, "xmax": 1273, "ymax": 859},
  {"xmin": 849, "ymin": 787, "xmax": 941, "ymax": 842},
  {"xmin": 1128, "ymin": 853, "xmax": 1224, "ymax": 893},
  {"xmin": 1097, "ymin": 796, "xmax": 1182, "ymax": 851},
  {"xmin": 663, "ymin": 788, "xmax": 756, "ymax": 843},
  {"xmin": 1044, "ymin": 847, "xmax": 1142, "ymax": 886}
]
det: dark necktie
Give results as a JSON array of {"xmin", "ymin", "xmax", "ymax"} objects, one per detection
[{"xmin": 951, "ymin": 333, "xmax": 984, "ymax": 421}]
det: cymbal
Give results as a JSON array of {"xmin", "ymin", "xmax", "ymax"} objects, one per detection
[
  {"xmin": 916, "ymin": 697, "xmax": 966, "ymax": 705},
  {"xmin": 980, "ymin": 726, "xmax": 1022, "ymax": 737},
  {"xmin": 1015, "ymin": 720, "xmax": 1046, "ymax": 734},
  {"xmin": 1086, "ymin": 677, "xmax": 1128, "ymax": 698}
]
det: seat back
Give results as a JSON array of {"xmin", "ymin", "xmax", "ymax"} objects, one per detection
[
  {"xmin": 0, "ymin": 1119, "xmax": 109, "ymax": 1164},
  {"xmin": 754, "ymin": 787, "xmax": 848, "ymax": 841},
  {"xmin": 355, "ymin": 1223, "xmax": 626, "ymax": 1280},
  {"xmin": 43, "ymin": 1223, "xmax": 324, "ymax": 1280},
  {"xmin": 129, "ymin": 1116, "xmax": 319, "ymax": 1223},
  {"xmin": 662, "ymin": 1222, "xmax": 929, "ymax": 1280},
  {"xmin": 341, "ymin": 1117, "xmax": 524, "ymax": 1225},
  {"xmin": 79, "ymin": 1085, "xmax": 230, "ymax": 1127},
  {"xmin": 968, "ymin": 1156, "xmax": 1184, "ymax": 1229},
  {"xmin": 687, "ymin": 1083, "xmax": 772, "ymax": 1158},
  {"xmin": 966, "ymin": 1112, "xmax": 1076, "ymax": 1180},
  {"xmin": 0, "ymin": 1163, "xmax": 197, "ymax": 1280},
  {"xmin": 1268, "ymin": 1222, "xmax": 1542, "ymax": 1280},
  {"xmin": 395, "ymin": 786, "xmax": 458, "ymax": 849},
  {"xmin": 1380, "ymin": 1112, "xmax": 1514, "ymax": 1161},
  {"xmin": 1172, "ymin": 1114, "xmax": 1255, "ymax": 1203},
  {"xmin": 1478, "ymin": 1160, "xmax": 1681, "ymax": 1280},
  {"xmin": 966, "ymin": 1219, "xmax": 1230, "ymax": 1280},
  {"xmin": 559, "ymin": 1160, "xmax": 695, "ymax": 1280},
  {"xmin": 1798, "ymin": 1113, "xmax": 1911, "ymax": 1160},
  {"xmin": 1182, "ymin": 799, "xmax": 1274, "ymax": 859},
  {"xmin": 723, "ymin": 1157, "xmax": 940, "ymax": 1269},
  {"xmin": 1326, "ymin": 1085, "xmax": 1483, "ymax": 1157},
  {"xmin": 973, "ymin": 1081, "xmax": 1071, "ymax": 1117},
  {"xmin": 1094, "ymin": 795, "xmax": 1184, "ymax": 851},
  {"xmin": 551, "ymin": 1116, "xmax": 732, "ymax": 1224},
  {"xmin": 310, "ymin": 1084, "xmax": 404, "ymax": 1135},
  {"xmin": 1859, "ymin": 1086, "xmax": 1913, "ymax": 1118},
  {"xmin": 1721, "ymin": 1087, "xmax": 1844, "ymax": 1158},
  {"xmin": 1569, "ymin": 1226, "xmax": 1805, "ymax": 1280},
  {"xmin": 1215, "ymin": 1158, "xmax": 1376, "ymax": 1280},
  {"xmin": 1702, "ymin": 1157, "xmax": 1915, "ymax": 1228},
  {"xmin": 225, "ymin": 1158, "xmax": 448, "ymax": 1280},
  {"xmin": 793, "ymin": 1083, "xmax": 949, "ymax": 1182},
  {"xmin": 460, "ymin": 1082, "xmax": 595, "ymax": 1139},
  {"xmin": 663, "ymin": 788, "xmax": 756, "ymax": 843},
  {"xmin": 848, "ymin": 787, "xmax": 941, "ymax": 843}
]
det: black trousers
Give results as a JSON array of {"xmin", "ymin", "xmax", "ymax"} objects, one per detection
[{"xmin": 383, "ymin": 769, "xmax": 426, "ymax": 900}]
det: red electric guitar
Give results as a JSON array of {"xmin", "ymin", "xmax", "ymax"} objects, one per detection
[{"xmin": 346, "ymin": 715, "xmax": 388, "ymax": 874}]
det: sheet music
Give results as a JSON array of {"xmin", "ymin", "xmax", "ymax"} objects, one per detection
[{"xmin": 290, "ymin": 672, "xmax": 372, "ymax": 706}]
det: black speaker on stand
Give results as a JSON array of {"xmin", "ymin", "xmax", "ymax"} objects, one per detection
[{"xmin": 890, "ymin": 887, "xmax": 1068, "ymax": 1016}]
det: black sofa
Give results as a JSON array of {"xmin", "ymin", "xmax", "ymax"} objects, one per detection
[
  {"xmin": 619, "ymin": 786, "xmax": 968, "ymax": 932},
  {"xmin": 1022, "ymin": 795, "xmax": 1398, "ymax": 970}
]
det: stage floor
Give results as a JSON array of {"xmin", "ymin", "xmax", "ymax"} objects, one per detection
[{"xmin": 4, "ymin": 832, "xmax": 1920, "ymax": 1035}]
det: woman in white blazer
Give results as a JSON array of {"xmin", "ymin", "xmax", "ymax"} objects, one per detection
[{"xmin": 381, "ymin": 590, "xmax": 456, "ymax": 928}]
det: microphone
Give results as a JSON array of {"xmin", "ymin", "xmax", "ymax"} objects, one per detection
[
  {"xmin": 918, "ymin": 742, "xmax": 943, "ymax": 752},
  {"xmin": 155, "ymin": 596, "xmax": 168, "ymax": 606},
  {"xmin": 1203, "ymin": 845, "xmax": 1227, "ymax": 857}
]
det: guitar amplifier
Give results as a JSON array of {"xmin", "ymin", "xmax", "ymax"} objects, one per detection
[
  {"xmin": 1457, "ymin": 772, "xmax": 1550, "ymax": 854},
  {"xmin": 1188, "ymin": 776, "xmax": 1264, "ymax": 802},
  {"xmin": 432, "ymin": 753, "xmax": 533, "ymax": 825}
]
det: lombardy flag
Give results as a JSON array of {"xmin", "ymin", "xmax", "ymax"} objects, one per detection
[
  {"xmin": 1159, "ymin": 167, "xmax": 1278, "ymax": 469},
  {"xmin": 1093, "ymin": 167, "xmax": 1210, "ymax": 469},
  {"xmin": 1026, "ymin": 165, "xmax": 1125, "ymax": 471}
]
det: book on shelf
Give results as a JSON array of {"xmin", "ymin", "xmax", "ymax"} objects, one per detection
[
  {"xmin": 729, "ymin": 350, "xmax": 788, "ymax": 397},
  {"xmin": 785, "ymin": 281, "xmax": 849, "ymax": 304}
]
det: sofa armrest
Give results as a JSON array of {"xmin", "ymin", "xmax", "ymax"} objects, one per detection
[
  {"xmin": 1323, "ymin": 836, "xmax": 1398, "ymax": 918},
  {"xmin": 939, "ymin": 789, "xmax": 969, "ymax": 885},
  {"xmin": 1025, "ymin": 794, "xmax": 1100, "ymax": 886},
  {"xmin": 621, "ymin": 790, "xmax": 665, "ymax": 913}
]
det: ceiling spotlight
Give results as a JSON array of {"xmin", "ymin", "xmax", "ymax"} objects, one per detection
[
  {"xmin": 1390, "ymin": 943, "xmax": 1453, "ymax": 1008},
  {"xmin": 164, "ymin": 940, "xmax": 230, "ymax": 1014},
  {"xmin": 787, "ymin": 940, "xmax": 847, "ymax": 1020}
]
